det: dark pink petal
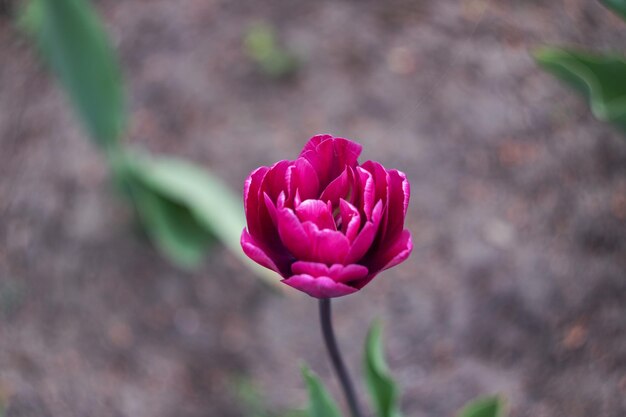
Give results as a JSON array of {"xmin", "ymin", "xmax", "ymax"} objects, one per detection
[
  {"xmin": 300, "ymin": 135, "xmax": 362, "ymax": 187},
  {"xmin": 291, "ymin": 261, "xmax": 330, "ymax": 276},
  {"xmin": 340, "ymin": 199, "xmax": 361, "ymax": 242},
  {"xmin": 291, "ymin": 261, "xmax": 368, "ymax": 284},
  {"xmin": 302, "ymin": 222, "xmax": 350, "ymax": 264},
  {"xmin": 299, "ymin": 134, "xmax": 334, "ymax": 157},
  {"xmin": 282, "ymin": 274, "xmax": 358, "ymax": 298},
  {"xmin": 277, "ymin": 207, "xmax": 310, "ymax": 260},
  {"xmin": 294, "ymin": 157, "xmax": 320, "ymax": 200},
  {"xmin": 381, "ymin": 169, "xmax": 409, "ymax": 241},
  {"xmin": 356, "ymin": 167, "xmax": 375, "ymax": 219},
  {"xmin": 368, "ymin": 229, "xmax": 413, "ymax": 274},
  {"xmin": 345, "ymin": 200, "xmax": 384, "ymax": 263},
  {"xmin": 243, "ymin": 166, "xmax": 269, "ymax": 237},
  {"xmin": 296, "ymin": 199, "xmax": 336, "ymax": 230},
  {"xmin": 361, "ymin": 161, "xmax": 389, "ymax": 206},
  {"xmin": 263, "ymin": 192, "xmax": 278, "ymax": 225},
  {"xmin": 320, "ymin": 167, "xmax": 352, "ymax": 207},
  {"xmin": 332, "ymin": 137, "xmax": 362, "ymax": 169},
  {"xmin": 328, "ymin": 264, "xmax": 368, "ymax": 283},
  {"xmin": 241, "ymin": 228, "xmax": 281, "ymax": 274},
  {"xmin": 263, "ymin": 160, "xmax": 292, "ymax": 200}
]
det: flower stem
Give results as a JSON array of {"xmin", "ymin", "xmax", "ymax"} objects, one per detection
[{"xmin": 319, "ymin": 298, "xmax": 363, "ymax": 417}]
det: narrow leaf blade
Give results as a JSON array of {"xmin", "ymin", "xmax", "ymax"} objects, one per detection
[
  {"xmin": 364, "ymin": 320, "xmax": 403, "ymax": 417},
  {"xmin": 457, "ymin": 396, "xmax": 505, "ymax": 417},
  {"xmin": 534, "ymin": 47, "xmax": 626, "ymax": 134},
  {"xmin": 301, "ymin": 366, "xmax": 343, "ymax": 417},
  {"xmin": 26, "ymin": 0, "xmax": 126, "ymax": 147},
  {"xmin": 121, "ymin": 151, "xmax": 283, "ymax": 287}
]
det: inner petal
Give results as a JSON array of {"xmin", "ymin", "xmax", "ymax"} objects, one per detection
[{"xmin": 296, "ymin": 199, "xmax": 336, "ymax": 230}]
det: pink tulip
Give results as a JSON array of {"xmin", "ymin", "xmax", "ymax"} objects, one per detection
[{"xmin": 241, "ymin": 134, "xmax": 412, "ymax": 298}]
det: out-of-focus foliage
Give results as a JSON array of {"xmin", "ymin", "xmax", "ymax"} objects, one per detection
[
  {"xmin": 236, "ymin": 377, "xmax": 307, "ymax": 417},
  {"xmin": 20, "ymin": 0, "xmax": 125, "ymax": 148},
  {"xmin": 535, "ymin": 48, "xmax": 626, "ymax": 134},
  {"xmin": 244, "ymin": 22, "xmax": 298, "ymax": 79},
  {"xmin": 364, "ymin": 321, "xmax": 403, "ymax": 417},
  {"xmin": 301, "ymin": 366, "xmax": 343, "ymax": 417},
  {"xmin": 602, "ymin": 0, "xmax": 626, "ymax": 20},
  {"xmin": 457, "ymin": 396, "xmax": 505, "ymax": 417},
  {"xmin": 535, "ymin": 2, "xmax": 626, "ymax": 136},
  {"xmin": 18, "ymin": 0, "xmax": 279, "ymax": 285}
]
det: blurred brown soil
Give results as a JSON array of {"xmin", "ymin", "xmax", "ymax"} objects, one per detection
[{"xmin": 1, "ymin": 1, "xmax": 626, "ymax": 416}]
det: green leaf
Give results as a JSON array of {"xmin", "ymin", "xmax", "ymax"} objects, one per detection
[
  {"xmin": 364, "ymin": 320, "xmax": 403, "ymax": 417},
  {"xmin": 534, "ymin": 47, "xmax": 626, "ymax": 134},
  {"xmin": 301, "ymin": 366, "xmax": 343, "ymax": 417},
  {"xmin": 602, "ymin": 0, "xmax": 626, "ymax": 21},
  {"xmin": 244, "ymin": 22, "xmax": 298, "ymax": 79},
  {"xmin": 125, "ymin": 172, "xmax": 213, "ymax": 269},
  {"xmin": 23, "ymin": 0, "xmax": 126, "ymax": 148},
  {"xmin": 118, "ymin": 151, "xmax": 283, "ymax": 286},
  {"xmin": 457, "ymin": 396, "xmax": 505, "ymax": 417}
]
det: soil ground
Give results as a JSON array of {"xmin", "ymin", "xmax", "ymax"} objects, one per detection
[{"xmin": 1, "ymin": 1, "xmax": 626, "ymax": 416}]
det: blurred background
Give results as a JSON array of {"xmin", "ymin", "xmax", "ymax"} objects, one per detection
[{"xmin": 1, "ymin": 0, "xmax": 626, "ymax": 416}]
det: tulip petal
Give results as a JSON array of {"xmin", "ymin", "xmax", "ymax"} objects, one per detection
[
  {"xmin": 356, "ymin": 166, "xmax": 375, "ymax": 219},
  {"xmin": 302, "ymin": 222, "xmax": 350, "ymax": 264},
  {"xmin": 340, "ymin": 199, "xmax": 361, "ymax": 242},
  {"xmin": 296, "ymin": 199, "xmax": 336, "ymax": 230},
  {"xmin": 320, "ymin": 167, "xmax": 351, "ymax": 207},
  {"xmin": 382, "ymin": 170, "xmax": 410, "ymax": 241},
  {"xmin": 346, "ymin": 200, "xmax": 383, "ymax": 263},
  {"xmin": 291, "ymin": 261, "xmax": 368, "ymax": 284},
  {"xmin": 244, "ymin": 166, "xmax": 269, "ymax": 237},
  {"xmin": 367, "ymin": 229, "xmax": 413, "ymax": 275},
  {"xmin": 277, "ymin": 207, "xmax": 310, "ymax": 260},
  {"xmin": 263, "ymin": 160, "xmax": 292, "ymax": 201},
  {"xmin": 282, "ymin": 274, "xmax": 358, "ymax": 298},
  {"xmin": 361, "ymin": 161, "xmax": 389, "ymax": 207},
  {"xmin": 291, "ymin": 260, "xmax": 330, "ymax": 276},
  {"xmin": 328, "ymin": 264, "xmax": 369, "ymax": 283},
  {"xmin": 301, "ymin": 135, "xmax": 362, "ymax": 187},
  {"xmin": 294, "ymin": 157, "xmax": 320, "ymax": 201},
  {"xmin": 241, "ymin": 228, "xmax": 282, "ymax": 274}
]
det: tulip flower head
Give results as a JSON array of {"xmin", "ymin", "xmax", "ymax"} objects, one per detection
[{"xmin": 241, "ymin": 135, "xmax": 412, "ymax": 298}]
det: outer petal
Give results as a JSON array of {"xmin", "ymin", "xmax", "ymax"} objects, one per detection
[
  {"xmin": 243, "ymin": 166, "xmax": 269, "ymax": 237},
  {"xmin": 328, "ymin": 264, "xmax": 369, "ymax": 283},
  {"xmin": 241, "ymin": 228, "xmax": 283, "ymax": 275},
  {"xmin": 382, "ymin": 169, "xmax": 410, "ymax": 241},
  {"xmin": 282, "ymin": 274, "xmax": 358, "ymax": 298},
  {"xmin": 366, "ymin": 229, "xmax": 413, "ymax": 276},
  {"xmin": 356, "ymin": 166, "xmax": 375, "ymax": 219},
  {"xmin": 291, "ymin": 261, "xmax": 368, "ymax": 284},
  {"xmin": 345, "ymin": 200, "xmax": 384, "ymax": 263}
]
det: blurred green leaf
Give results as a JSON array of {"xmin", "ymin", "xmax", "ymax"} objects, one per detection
[
  {"xmin": 301, "ymin": 366, "xmax": 343, "ymax": 417},
  {"xmin": 23, "ymin": 0, "xmax": 126, "ymax": 148},
  {"xmin": 534, "ymin": 47, "xmax": 626, "ymax": 134},
  {"xmin": 457, "ymin": 396, "xmax": 505, "ymax": 417},
  {"xmin": 602, "ymin": 0, "xmax": 626, "ymax": 21},
  {"xmin": 244, "ymin": 22, "xmax": 298, "ymax": 79},
  {"xmin": 364, "ymin": 320, "xmax": 403, "ymax": 417},
  {"xmin": 119, "ymin": 151, "xmax": 283, "ymax": 286},
  {"xmin": 125, "ymin": 172, "xmax": 212, "ymax": 269},
  {"xmin": 235, "ymin": 376, "xmax": 307, "ymax": 417}
]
